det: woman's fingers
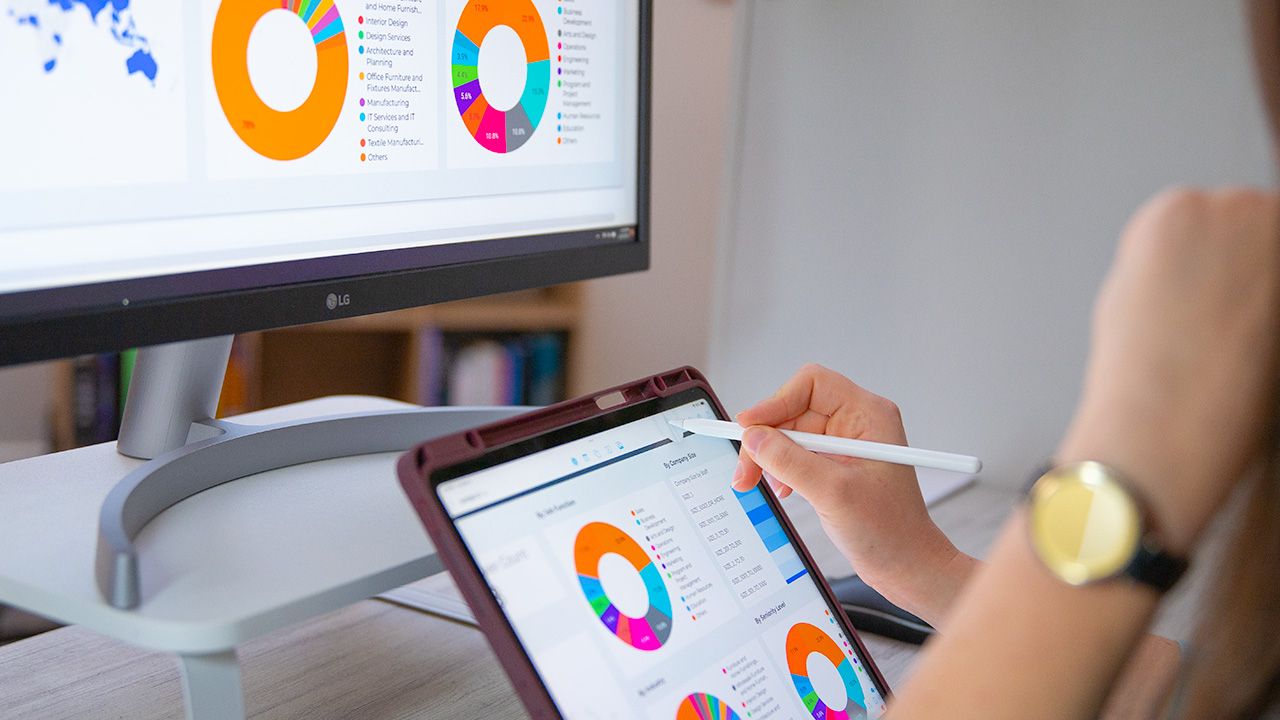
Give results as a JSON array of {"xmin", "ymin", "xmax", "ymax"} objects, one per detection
[
  {"xmin": 737, "ymin": 364, "xmax": 906, "ymax": 445},
  {"xmin": 737, "ymin": 364, "xmax": 856, "ymax": 426},
  {"xmin": 740, "ymin": 425, "xmax": 844, "ymax": 509}
]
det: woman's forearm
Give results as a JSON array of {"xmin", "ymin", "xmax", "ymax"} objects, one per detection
[
  {"xmin": 887, "ymin": 511, "xmax": 1161, "ymax": 720},
  {"xmin": 907, "ymin": 531, "xmax": 1181, "ymax": 720}
]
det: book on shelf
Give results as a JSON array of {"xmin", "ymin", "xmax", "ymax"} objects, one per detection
[
  {"xmin": 67, "ymin": 351, "xmax": 129, "ymax": 448},
  {"xmin": 414, "ymin": 327, "xmax": 445, "ymax": 408},
  {"xmin": 424, "ymin": 330, "xmax": 567, "ymax": 408}
]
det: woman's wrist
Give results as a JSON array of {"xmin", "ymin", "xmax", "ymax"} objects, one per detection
[
  {"xmin": 1055, "ymin": 418, "xmax": 1202, "ymax": 558},
  {"xmin": 884, "ymin": 538, "xmax": 979, "ymax": 630},
  {"xmin": 924, "ymin": 548, "xmax": 981, "ymax": 630},
  {"xmin": 889, "ymin": 513, "xmax": 1163, "ymax": 719}
]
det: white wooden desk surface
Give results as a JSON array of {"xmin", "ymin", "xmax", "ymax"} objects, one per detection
[{"xmin": 0, "ymin": 483, "xmax": 1025, "ymax": 718}]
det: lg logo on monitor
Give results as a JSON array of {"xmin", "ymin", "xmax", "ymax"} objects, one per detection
[{"xmin": 326, "ymin": 293, "xmax": 351, "ymax": 310}]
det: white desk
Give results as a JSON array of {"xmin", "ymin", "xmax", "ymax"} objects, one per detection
[
  {"xmin": 0, "ymin": 475, "xmax": 1022, "ymax": 718},
  {"xmin": 0, "ymin": 396, "xmax": 525, "ymax": 718}
]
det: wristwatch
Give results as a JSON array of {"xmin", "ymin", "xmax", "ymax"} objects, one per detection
[{"xmin": 1026, "ymin": 461, "xmax": 1188, "ymax": 592}]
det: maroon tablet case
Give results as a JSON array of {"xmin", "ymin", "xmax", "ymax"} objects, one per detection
[{"xmin": 396, "ymin": 366, "xmax": 891, "ymax": 719}]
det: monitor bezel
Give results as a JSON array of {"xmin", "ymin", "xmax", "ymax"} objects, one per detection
[{"xmin": 0, "ymin": 1, "xmax": 652, "ymax": 368}]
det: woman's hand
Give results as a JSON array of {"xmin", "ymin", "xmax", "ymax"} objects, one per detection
[
  {"xmin": 732, "ymin": 364, "xmax": 977, "ymax": 627},
  {"xmin": 1059, "ymin": 188, "xmax": 1280, "ymax": 554}
]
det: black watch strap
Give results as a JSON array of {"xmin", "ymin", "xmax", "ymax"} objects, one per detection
[
  {"xmin": 1026, "ymin": 459, "xmax": 1189, "ymax": 594},
  {"xmin": 1125, "ymin": 537, "xmax": 1189, "ymax": 593}
]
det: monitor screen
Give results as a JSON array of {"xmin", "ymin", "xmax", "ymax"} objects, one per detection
[{"xmin": 0, "ymin": 0, "xmax": 649, "ymax": 365}]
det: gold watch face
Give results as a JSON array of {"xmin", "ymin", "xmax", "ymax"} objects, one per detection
[{"xmin": 1028, "ymin": 462, "xmax": 1141, "ymax": 585}]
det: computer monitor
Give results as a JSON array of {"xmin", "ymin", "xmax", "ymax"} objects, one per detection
[
  {"xmin": 0, "ymin": 0, "xmax": 651, "ymax": 610},
  {"xmin": 0, "ymin": 0, "xmax": 650, "ymax": 366}
]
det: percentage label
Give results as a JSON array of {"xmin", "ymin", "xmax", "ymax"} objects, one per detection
[{"xmin": 460, "ymin": 92, "xmax": 473, "ymax": 100}]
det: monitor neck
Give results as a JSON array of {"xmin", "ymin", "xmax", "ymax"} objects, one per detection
[{"xmin": 116, "ymin": 336, "xmax": 234, "ymax": 460}]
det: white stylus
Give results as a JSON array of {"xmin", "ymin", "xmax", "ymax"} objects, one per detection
[{"xmin": 670, "ymin": 418, "xmax": 982, "ymax": 474}]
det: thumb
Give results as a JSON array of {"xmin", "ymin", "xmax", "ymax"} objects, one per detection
[{"xmin": 741, "ymin": 426, "xmax": 840, "ymax": 507}]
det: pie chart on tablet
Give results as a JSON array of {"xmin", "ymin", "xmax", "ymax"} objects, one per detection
[
  {"xmin": 675, "ymin": 692, "xmax": 742, "ymax": 720},
  {"xmin": 574, "ymin": 521, "xmax": 673, "ymax": 651},
  {"xmin": 786, "ymin": 622, "xmax": 867, "ymax": 720}
]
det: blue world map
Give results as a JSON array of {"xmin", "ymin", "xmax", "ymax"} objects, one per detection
[{"xmin": 9, "ymin": 0, "xmax": 158, "ymax": 82}]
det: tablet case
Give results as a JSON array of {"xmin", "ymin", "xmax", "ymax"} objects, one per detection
[{"xmin": 396, "ymin": 366, "xmax": 891, "ymax": 719}]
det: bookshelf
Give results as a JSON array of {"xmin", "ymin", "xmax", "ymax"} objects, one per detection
[{"xmin": 49, "ymin": 283, "xmax": 584, "ymax": 451}]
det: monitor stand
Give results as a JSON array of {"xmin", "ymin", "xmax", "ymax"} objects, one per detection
[
  {"xmin": 115, "ymin": 335, "xmax": 238, "ymax": 461},
  {"xmin": 0, "ymin": 336, "xmax": 526, "ymax": 720}
]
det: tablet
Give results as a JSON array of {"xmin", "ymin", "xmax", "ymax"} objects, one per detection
[{"xmin": 397, "ymin": 367, "xmax": 890, "ymax": 720}]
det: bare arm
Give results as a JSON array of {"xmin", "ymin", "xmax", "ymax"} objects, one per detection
[
  {"xmin": 886, "ymin": 189, "xmax": 1280, "ymax": 718},
  {"xmin": 737, "ymin": 188, "xmax": 1280, "ymax": 719},
  {"xmin": 888, "ymin": 513, "xmax": 1159, "ymax": 720}
]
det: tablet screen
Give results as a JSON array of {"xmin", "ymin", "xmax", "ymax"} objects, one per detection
[{"xmin": 436, "ymin": 396, "xmax": 888, "ymax": 720}]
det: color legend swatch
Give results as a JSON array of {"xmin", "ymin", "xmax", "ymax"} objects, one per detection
[
  {"xmin": 452, "ymin": 0, "xmax": 550, "ymax": 153},
  {"xmin": 574, "ymin": 521, "xmax": 673, "ymax": 651},
  {"xmin": 211, "ymin": 0, "xmax": 349, "ymax": 160},
  {"xmin": 785, "ymin": 622, "xmax": 867, "ymax": 720},
  {"xmin": 675, "ymin": 692, "xmax": 742, "ymax": 720}
]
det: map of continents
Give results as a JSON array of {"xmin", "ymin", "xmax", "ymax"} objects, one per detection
[{"xmin": 8, "ymin": 0, "xmax": 158, "ymax": 81}]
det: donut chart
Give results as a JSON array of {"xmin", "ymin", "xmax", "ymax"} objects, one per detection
[
  {"xmin": 211, "ymin": 0, "xmax": 349, "ymax": 161},
  {"xmin": 675, "ymin": 692, "xmax": 741, "ymax": 720},
  {"xmin": 574, "ymin": 522, "xmax": 673, "ymax": 651},
  {"xmin": 451, "ymin": 0, "xmax": 550, "ymax": 153},
  {"xmin": 785, "ymin": 623, "xmax": 867, "ymax": 720}
]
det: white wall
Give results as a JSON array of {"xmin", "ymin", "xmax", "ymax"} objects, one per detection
[
  {"xmin": 573, "ymin": 0, "xmax": 735, "ymax": 394},
  {"xmin": 711, "ymin": 0, "xmax": 1274, "ymax": 485}
]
